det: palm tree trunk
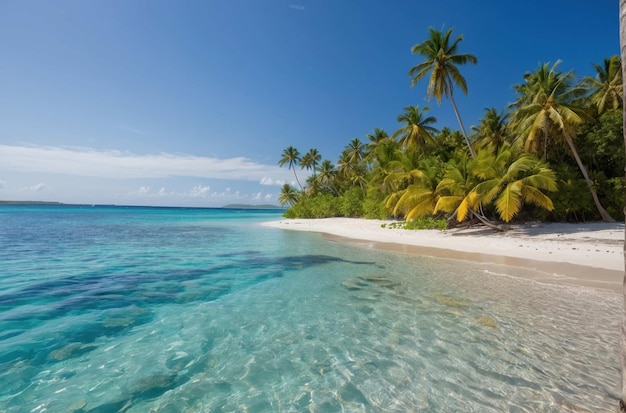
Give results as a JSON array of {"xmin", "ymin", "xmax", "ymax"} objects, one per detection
[
  {"xmin": 292, "ymin": 169, "xmax": 303, "ymax": 191},
  {"xmin": 618, "ymin": 0, "xmax": 626, "ymax": 410},
  {"xmin": 562, "ymin": 133, "xmax": 616, "ymax": 222},
  {"xmin": 448, "ymin": 92, "xmax": 476, "ymax": 158}
]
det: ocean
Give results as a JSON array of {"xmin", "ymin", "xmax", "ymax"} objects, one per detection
[{"xmin": 0, "ymin": 205, "xmax": 621, "ymax": 412}]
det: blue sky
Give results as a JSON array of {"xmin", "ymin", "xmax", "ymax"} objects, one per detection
[{"xmin": 0, "ymin": 0, "xmax": 619, "ymax": 207}]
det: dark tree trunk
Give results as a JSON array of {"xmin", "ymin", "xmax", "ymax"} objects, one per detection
[{"xmin": 618, "ymin": 1, "xmax": 626, "ymax": 410}]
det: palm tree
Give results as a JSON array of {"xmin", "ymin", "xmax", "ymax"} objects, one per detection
[
  {"xmin": 472, "ymin": 108, "xmax": 510, "ymax": 153},
  {"xmin": 432, "ymin": 127, "xmax": 466, "ymax": 161},
  {"xmin": 384, "ymin": 159, "xmax": 444, "ymax": 220},
  {"xmin": 618, "ymin": 2, "xmax": 626, "ymax": 411},
  {"xmin": 365, "ymin": 128, "xmax": 390, "ymax": 159},
  {"xmin": 409, "ymin": 27, "xmax": 478, "ymax": 157},
  {"xmin": 469, "ymin": 147, "xmax": 557, "ymax": 222},
  {"xmin": 436, "ymin": 146, "xmax": 557, "ymax": 223},
  {"xmin": 368, "ymin": 138, "xmax": 403, "ymax": 189},
  {"xmin": 300, "ymin": 148, "xmax": 322, "ymax": 179},
  {"xmin": 346, "ymin": 138, "xmax": 365, "ymax": 165},
  {"xmin": 433, "ymin": 151, "xmax": 477, "ymax": 217},
  {"xmin": 315, "ymin": 160, "xmax": 338, "ymax": 195},
  {"xmin": 278, "ymin": 184, "xmax": 299, "ymax": 206},
  {"xmin": 510, "ymin": 61, "xmax": 615, "ymax": 222},
  {"xmin": 392, "ymin": 105, "xmax": 438, "ymax": 155},
  {"xmin": 583, "ymin": 55, "xmax": 622, "ymax": 114},
  {"xmin": 278, "ymin": 146, "xmax": 303, "ymax": 190}
]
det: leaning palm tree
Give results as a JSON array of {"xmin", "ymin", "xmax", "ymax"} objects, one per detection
[
  {"xmin": 583, "ymin": 55, "xmax": 622, "ymax": 114},
  {"xmin": 468, "ymin": 147, "xmax": 557, "ymax": 222},
  {"xmin": 436, "ymin": 146, "xmax": 557, "ymax": 223},
  {"xmin": 392, "ymin": 105, "xmax": 438, "ymax": 155},
  {"xmin": 278, "ymin": 184, "xmax": 299, "ymax": 207},
  {"xmin": 510, "ymin": 61, "xmax": 615, "ymax": 222},
  {"xmin": 409, "ymin": 27, "xmax": 478, "ymax": 157},
  {"xmin": 278, "ymin": 146, "xmax": 303, "ymax": 190}
]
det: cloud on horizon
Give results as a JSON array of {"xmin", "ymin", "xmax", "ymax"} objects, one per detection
[
  {"xmin": 0, "ymin": 144, "xmax": 292, "ymax": 183},
  {"xmin": 127, "ymin": 184, "xmax": 276, "ymax": 203}
]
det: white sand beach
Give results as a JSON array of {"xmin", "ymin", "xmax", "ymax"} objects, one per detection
[{"xmin": 263, "ymin": 218, "xmax": 625, "ymax": 292}]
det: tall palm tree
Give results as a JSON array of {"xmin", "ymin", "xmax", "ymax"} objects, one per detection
[
  {"xmin": 618, "ymin": 2, "xmax": 626, "ymax": 411},
  {"xmin": 300, "ymin": 148, "xmax": 322, "ymax": 179},
  {"xmin": 472, "ymin": 108, "xmax": 510, "ymax": 153},
  {"xmin": 392, "ymin": 105, "xmax": 438, "ymax": 155},
  {"xmin": 278, "ymin": 146, "xmax": 303, "ymax": 190},
  {"xmin": 409, "ymin": 27, "xmax": 478, "ymax": 157},
  {"xmin": 278, "ymin": 184, "xmax": 299, "ymax": 206},
  {"xmin": 510, "ymin": 61, "xmax": 615, "ymax": 222},
  {"xmin": 583, "ymin": 55, "xmax": 623, "ymax": 114}
]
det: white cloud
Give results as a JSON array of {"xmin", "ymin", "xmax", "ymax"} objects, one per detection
[
  {"xmin": 189, "ymin": 184, "xmax": 210, "ymax": 198},
  {"xmin": 0, "ymin": 144, "xmax": 292, "ymax": 182},
  {"xmin": 289, "ymin": 4, "xmax": 305, "ymax": 10},
  {"xmin": 260, "ymin": 177, "xmax": 286, "ymax": 186},
  {"xmin": 0, "ymin": 180, "xmax": 7, "ymax": 188},
  {"xmin": 23, "ymin": 183, "xmax": 46, "ymax": 192},
  {"xmin": 129, "ymin": 184, "xmax": 273, "ymax": 203}
]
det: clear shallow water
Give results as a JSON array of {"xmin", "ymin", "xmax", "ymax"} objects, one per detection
[{"xmin": 0, "ymin": 205, "xmax": 621, "ymax": 412}]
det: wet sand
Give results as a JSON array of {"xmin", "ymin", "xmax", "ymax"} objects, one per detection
[{"xmin": 263, "ymin": 218, "xmax": 624, "ymax": 293}]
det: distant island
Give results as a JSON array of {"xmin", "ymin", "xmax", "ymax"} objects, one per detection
[
  {"xmin": 222, "ymin": 204, "xmax": 284, "ymax": 210},
  {"xmin": 0, "ymin": 200, "xmax": 65, "ymax": 205},
  {"xmin": 0, "ymin": 201, "xmax": 285, "ymax": 210}
]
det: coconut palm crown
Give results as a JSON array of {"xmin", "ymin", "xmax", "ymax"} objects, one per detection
[{"xmin": 409, "ymin": 27, "xmax": 478, "ymax": 157}]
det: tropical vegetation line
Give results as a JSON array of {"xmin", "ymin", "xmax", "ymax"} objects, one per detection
[{"xmin": 278, "ymin": 28, "xmax": 624, "ymax": 228}]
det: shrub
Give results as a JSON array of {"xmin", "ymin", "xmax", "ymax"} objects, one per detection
[
  {"xmin": 283, "ymin": 194, "xmax": 342, "ymax": 218},
  {"xmin": 404, "ymin": 216, "xmax": 447, "ymax": 230},
  {"xmin": 362, "ymin": 187, "xmax": 389, "ymax": 220},
  {"xmin": 340, "ymin": 187, "xmax": 365, "ymax": 217}
]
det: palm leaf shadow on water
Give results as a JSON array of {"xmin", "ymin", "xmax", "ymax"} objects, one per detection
[{"xmin": 0, "ymin": 250, "xmax": 376, "ymax": 410}]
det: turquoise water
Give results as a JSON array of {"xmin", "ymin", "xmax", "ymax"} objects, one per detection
[{"xmin": 0, "ymin": 205, "xmax": 621, "ymax": 412}]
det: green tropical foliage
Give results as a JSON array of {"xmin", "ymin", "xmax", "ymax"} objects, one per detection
[
  {"xmin": 276, "ymin": 29, "xmax": 623, "ymax": 227},
  {"xmin": 393, "ymin": 105, "xmax": 438, "ymax": 155},
  {"xmin": 459, "ymin": 147, "xmax": 557, "ymax": 222},
  {"xmin": 301, "ymin": 148, "xmax": 322, "ymax": 178},
  {"xmin": 472, "ymin": 108, "xmax": 510, "ymax": 153},
  {"xmin": 278, "ymin": 184, "xmax": 299, "ymax": 207},
  {"xmin": 583, "ymin": 55, "xmax": 622, "ymax": 114}
]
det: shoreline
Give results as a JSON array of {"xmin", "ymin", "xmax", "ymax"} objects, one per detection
[{"xmin": 262, "ymin": 218, "xmax": 625, "ymax": 293}]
